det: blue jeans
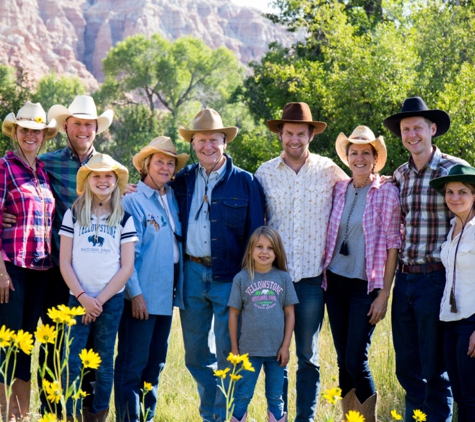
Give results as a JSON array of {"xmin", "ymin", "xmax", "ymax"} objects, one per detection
[
  {"xmin": 64, "ymin": 293, "xmax": 124, "ymax": 415},
  {"xmin": 114, "ymin": 300, "xmax": 173, "ymax": 422},
  {"xmin": 325, "ymin": 271, "xmax": 377, "ymax": 402},
  {"xmin": 179, "ymin": 260, "xmax": 232, "ymax": 422},
  {"xmin": 443, "ymin": 314, "xmax": 475, "ymax": 422},
  {"xmin": 233, "ymin": 356, "xmax": 285, "ymax": 420},
  {"xmin": 288, "ymin": 275, "xmax": 325, "ymax": 422},
  {"xmin": 391, "ymin": 270, "xmax": 453, "ymax": 421}
]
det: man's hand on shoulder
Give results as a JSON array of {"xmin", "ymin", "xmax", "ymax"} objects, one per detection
[{"xmin": 2, "ymin": 212, "xmax": 17, "ymax": 228}]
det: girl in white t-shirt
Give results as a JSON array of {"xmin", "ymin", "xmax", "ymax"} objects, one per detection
[{"xmin": 59, "ymin": 154, "xmax": 137, "ymax": 421}]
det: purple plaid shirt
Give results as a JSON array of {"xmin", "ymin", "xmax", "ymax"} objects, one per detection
[
  {"xmin": 394, "ymin": 146, "xmax": 467, "ymax": 265},
  {"xmin": 0, "ymin": 151, "xmax": 55, "ymax": 270},
  {"xmin": 323, "ymin": 175, "xmax": 401, "ymax": 292}
]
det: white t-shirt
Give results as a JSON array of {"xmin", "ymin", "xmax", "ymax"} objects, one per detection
[{"xmin": 59, "ymin": 208, "xmax": 138, "ymax": 297}]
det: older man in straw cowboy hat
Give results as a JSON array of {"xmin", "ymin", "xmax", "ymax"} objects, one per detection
[
  {"xmin": 255, "ymin": 102, "xmax": 348, "ymax": 422},
  {"xmin": 383, "ymin": 96, "xmax": 469, "ymax": 421},
  {"xmin": 173, "ymin": 108, "xmax": 265, "ymax": 421}
]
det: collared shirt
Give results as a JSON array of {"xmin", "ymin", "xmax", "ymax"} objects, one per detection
[
  {"xmin": 255, "ymin": 153, "xmax": 348, "ymax": 282},
  {"xmin": 393, "ymin": 146, "xmax": 467, "ymax": 265},
  {"xmin": 186, "ymin": 160, "xmax": 227, "ymax": 257},
  {"xmin": 323, "ymin": 176, "xmax": 402, "ymax": 292},
  {"xmin": 0, "ymin": 151, "xmax": 55, "ymax": 270},
  {"xmin": 440, "ymin": 217, "xmax": 475, "ymax": 322},
  {"xmin": 40, "ymin": 146, "xmax": 96, "ymax": 264}
]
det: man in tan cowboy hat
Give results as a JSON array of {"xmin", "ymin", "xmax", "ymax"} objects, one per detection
[
  {"xmin": 173, "ymin": 108, "xmax": 265, "ymax": 422},
  {"xmin": 383, "ymin": 97, "xmax": 468, "ymax": 421},
  {"xmin": 255, "ymin": 102, "xmax": 348, "ymax": 422}
]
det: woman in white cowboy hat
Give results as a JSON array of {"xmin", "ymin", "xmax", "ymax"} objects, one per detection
[
  {"xmin": 0, "ymin": 101, "xmax": 57, "ymax": 420},
  {"xmin": 322, "ymin": 126, "xmax": 402, "ymax": 421},
  {"xmin": 114, "ymin": 136, "xmax": 189, "ymax": 422}
]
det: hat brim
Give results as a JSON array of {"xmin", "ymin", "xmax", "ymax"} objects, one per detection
[
  {"xmin": 178, "ymin": 127, "xmax": 238, "ymax": 143},
  {"xmin": 49, "ymin": 105, "xmax": 113, "ymax": 134},
  {"xmin": 2, "ymin": 113, "xmax": 58, "ymax": 140},
  {"xmin": 429, "ymin": 174, "xmax": 475, "ymax": 195},
  {"xmin": 76, "ymin": 164, "xmax": 129, "ymax": 196},
  {"xmin": 335, "ymin": 133, "xmax": 387, "ymax": 173},
  {"xmin": 383, "ymin": 110, "xmax": 450, "ymax": 138},
  {"xmin": 267, "ymin": 119, "xmax": 327, "ymax": 134},
  {"xmin": 133, "ymin": 147, "xmax": 190, "ymax": 174}
]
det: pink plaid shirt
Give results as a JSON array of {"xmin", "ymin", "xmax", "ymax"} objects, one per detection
[{"xmin": 323, "ymin": 175, "xmax": 401, "ymax": 292}]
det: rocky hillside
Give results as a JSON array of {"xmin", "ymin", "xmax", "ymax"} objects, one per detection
[{"xmin": 0, "ymin": 0, "xmax": 291, "ymax": 90}]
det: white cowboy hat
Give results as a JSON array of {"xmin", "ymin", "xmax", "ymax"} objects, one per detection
[
  {"xmin": 48, "ymin": 95, "xmax": 113, "ymax": 134},
  {"xmin": 179, "ymin": 108, "xmax": 238, "ymax": 142},
  {"xmin": 2, "ymin": 102, "xmax": 58, "ymax": 140},
  {"xmin": 335, "ymin": 125, "xmax": 387, "ymax": 173}
]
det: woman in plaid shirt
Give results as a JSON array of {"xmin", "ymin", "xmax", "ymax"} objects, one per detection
[
  {"xmin": 323, "ymin": 126, "xmax": 401, "ymax": 422},
  {"xmin": 0, "ymin": 102, "xmax": 57, "ymax": 420}
]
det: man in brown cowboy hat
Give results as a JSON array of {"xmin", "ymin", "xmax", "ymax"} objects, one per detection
[
  {"xmin": 383, "ymin": 96, "xmax": 468, "ymax": 421},
  {"xmin": 173, "ymin": 108, "xmax": 265, "ymax": 422},
  {"xmin": 255, "ymin": 102, "xmax": 348, "ymax": 421}
]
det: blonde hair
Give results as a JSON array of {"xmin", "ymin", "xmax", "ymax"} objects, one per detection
[
  {"xmin": 71, "ymin": 172, "xmax": 124, "ymax": 227},
  {"xmin": 242, "ymin": 226, "xmax": 288, "ymax": 280}
]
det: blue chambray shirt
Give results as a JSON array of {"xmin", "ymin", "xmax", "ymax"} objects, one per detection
[{"xmin": 122, "ymin": 181, "xmax": 184, "ymax": 314}]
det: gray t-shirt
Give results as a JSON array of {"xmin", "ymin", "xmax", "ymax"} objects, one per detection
[{"xmin": 228, "ymin": 267, "xmax": 299, "ymax": 357}]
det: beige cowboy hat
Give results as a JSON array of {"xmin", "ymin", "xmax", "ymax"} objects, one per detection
[
  {"xmin": 267, "ymin": 102, "xmax": 327, "ymax": 134},
  {"xmin": 179, "ymin": 108, "xmax": 238, "ymax": 143},
  {"xmin": 76, "ymin": 153, "xmax": 129, "ymax": 195},
  {"xmin": 335, "ymin": 125, "xmax": 387, "ymax": 173},
  {"xmin": 2, "ymin": 101, "xmax": 58, "ymax": 140},
  {"xmin": 133, "ymin": 136, "xmax": 190, "ymax": 174},
  {"xmin": 48, "ymin": 95, "xmax": 113, "ymax": 134}
]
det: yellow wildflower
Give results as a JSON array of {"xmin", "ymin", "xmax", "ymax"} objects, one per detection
[
  {"xmin": 227, "ymin": 353, "xmax": 241, "ymax": 365},
  {"xmin": 323, "ymin": 387, "xmax": 342, "ymax": 405},
  {"xmin": 391, "ymin": 409, "xmax": 403, "ymax": 420},
  {"xmin": 143, "ymin": 382, "xmax": 153, "ymax": 392},
  {"xmin": 229, "ymin": 374, "xmax": 242, "ymax": 381},
  {"xmin": 413, "ymin": 409, "xmax": 427, "ymax": 422},
  {"xmin": 72, "ymin": 390, "xmax": 89, "ymax": 400},
  {"xmin": 47, "ymin": 307, "xmax": 66, "ymax": 324},
  {"xmin": 44, "ymin": 380, "xmax": 62, "ymax": 404},
  {"xmin": 0, "ymin": 325, "xmax": 14, "ymax": 347},
  {"xmin": 39, "ymin": 412, "xmax": 58, "ymax": 422},
  {"xmin": 345, "ymin": 410, "xmax": 365, "ymax": 422},
  {"xmin": 241, "ymin": 358, "xmax": 255, "ymax": 372},
  {"xmin": 35, "ymin": 117, "xmax": 44, "ymax": 124},
  {"xmin": 35, "ymin": 324, "xmax": 57, "ymax": 344},
  {"xmin": 79, "ymin": 349, "xmax": 101, "ymax": 369},
  {"xmin": 214, "ymin": 368, "xmax": 230, "ymax": 379},
  {"xmin": 13, "ymin": 330, "xmax": 34, "ymax": 355},
  {"xmin": 58, "ymin": 304, "xmax": 85, "ymax": 317}
]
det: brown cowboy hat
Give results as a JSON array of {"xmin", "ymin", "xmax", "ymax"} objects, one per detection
[
  {"xmin": 267, "ymin": 102, "xmax": 327, "ymax": 134},
  {"xmin": 179, "ymin": 108, "xmax": 238, "ymax": 143}
]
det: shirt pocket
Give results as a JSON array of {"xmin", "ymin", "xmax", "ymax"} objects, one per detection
[{"xmin": 223, "ymin": 198, "xmax": 248, "ymax": 229}]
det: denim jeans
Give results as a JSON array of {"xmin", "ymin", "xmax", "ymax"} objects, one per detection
[
  {"xmin": 391, "ymin": 270, "xmax": 453, "ymax": 421},
  {"xmin": 114, "ymin": 300, "xmax": 172, "ymax": 422},
  {"xmin": 0, "ymin": 262, "xmax": 48, "ymax": 382},
  {"xmin": 288, "ymin": 275, "xmax": 325, "ymax": 422},
  {"xmin": 325, "ymin": 271, "xmax": 377, "ymax": 402},
  {"xmin": 179, "ymin": 260, "xmax": 232, "ymax": 422},
  {"xmin": 443, "ymin": 314, "xmax": 475, "ymax": 422},
  {"xmin": 233, "ymin": 356, "xmax": 285, "ymax": 420},
  {"xmin": 64, "ymin": 293, "xmax": 124, "ymax": 415}
]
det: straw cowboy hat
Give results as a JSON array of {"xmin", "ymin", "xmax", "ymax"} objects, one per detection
[
  {"xmin": 383, "ymin": 96, "xmax": 450, "ymax": 138},
  {"xmin": 430, "ymin": 164, "xmax": 475, "ymax": 194},
  {"xmin": 267, "ymin": 102, "xmax": 327, "ymax": 134},
  {"xmin": 76, "ymin": 153, "xmax": 129, "ymax": 195},
  {"xmin": 2, "ymin": 101, "xmax": 58, "ymax": 140},
  {"xmin": 133, "ymin": 136, "xmax": 190, "ymax": 174},
  {"xmin": 179, "ymin": 108, "xmax": 238, "ymax": 142},
  {"xmin": 48, "ymin": 95, "xmax": 114, "ymax": 134},
  {"xmin": 335, "ymin": 125, "xmax": 387, "ymax": 173}
]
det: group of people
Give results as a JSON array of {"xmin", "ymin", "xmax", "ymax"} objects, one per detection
[{"xmin": 0, "ymin": 93, "xmax": 473, "ymax": 422}]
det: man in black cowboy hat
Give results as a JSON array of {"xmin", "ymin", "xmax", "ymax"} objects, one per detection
[
  {"xmin": 383, "ymin": 96, "xmax": 468, "ymax": 421},
  {"xmin": 256, "ymin": 102, "xmax": 348, "ymax": 422}
]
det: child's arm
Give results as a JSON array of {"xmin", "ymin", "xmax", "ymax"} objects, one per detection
[
  {"xmin": 277, "ymin": 304, "xmax": 295, "ymax": 367},
  {"xmin": 228, "ymin": 306, "xmax": 241, "ymax": 356}
]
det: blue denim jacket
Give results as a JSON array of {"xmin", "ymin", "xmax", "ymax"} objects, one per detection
[{"xmin": 173, "ymin": 154, "xmax": 265, "ymax": 282}]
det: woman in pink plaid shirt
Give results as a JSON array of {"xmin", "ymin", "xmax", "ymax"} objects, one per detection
[{"xmin": 322, "ymin": 126, "xmax": 401, "ymax": 421}]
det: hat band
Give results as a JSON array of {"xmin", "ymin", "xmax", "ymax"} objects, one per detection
[
  {"xmin": 350, "ymin": 136, "xmax": 371, "ymax": 141},
  {"xmin": 17, "ymin": 117, "xmax": 45, "ymax": 124},
  {"xmin": 72, "ymin": 112, "xmax": 97, "ymax": 118}
]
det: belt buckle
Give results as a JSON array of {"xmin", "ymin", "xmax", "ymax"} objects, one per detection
[{"xmin": 202, "ymin": 256, "xmax": 212, "ymax": 267}]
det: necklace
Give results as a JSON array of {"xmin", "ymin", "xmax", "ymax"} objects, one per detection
[{"xmin": 195, "ymin": 157, "xmax": 224, "ymax": 220}]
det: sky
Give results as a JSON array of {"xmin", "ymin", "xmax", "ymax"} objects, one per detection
[{"xmin": 230, "ymin": 0, "xmax": 276, "ymax": 13}]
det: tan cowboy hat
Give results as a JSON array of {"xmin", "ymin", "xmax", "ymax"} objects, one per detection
[
  {"xmin": 335, "ymin": 125, "xmax": 387, "ymax": 173},
  {"xmin": 267, "ymin": 102, "xmax": 327, "ymax": 134},
  {"xmin": 133, "ymin": 136, "xmax": 190, "ymax": 174},
  {"xmin": 76, "ymin": 153, "xmax": 129, "ymax": 195},
  {"xmin": 179, "ymin": 108, "xmax": 238, "ymax": 142},
  {"xmin": 48, "ymin": 95, "xmax": 113, "ymax": 134},
  {"xmin": 2, "ymin": 101, "xmax": 58, "ymax": 140}
]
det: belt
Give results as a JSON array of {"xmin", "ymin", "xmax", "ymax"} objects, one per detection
[
  {"xmin": 186, "ymin": 255, "xmax": 212, "ymax": 267},
  {"xmin": 400, "ymin": 263, "xmax": 445, "ymax": 274}
]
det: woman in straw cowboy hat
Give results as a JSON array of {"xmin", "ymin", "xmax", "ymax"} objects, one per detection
[
  {"xmin": 114, "ymin": 136, "xmax": 189, "ymax": 422},
  {"xmin": 429, "ymin": 165, "xmax": 475, "ymax": 421},
  {"xmin": 0, "ymin": 101, "xmax": 58, "ymax": 420},
  {"xmin": 322, "ymin": 126, "xmax": 402, "ymax": 421}
]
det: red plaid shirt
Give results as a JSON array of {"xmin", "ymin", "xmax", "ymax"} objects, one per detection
[
  {"xmin": 323, "ymin": 175, "xmax": 401, "ymax": 292},
  {"xmin": 0, "ymin": 152, "xmax": 54, "ymax": 270}
]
